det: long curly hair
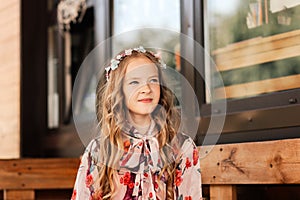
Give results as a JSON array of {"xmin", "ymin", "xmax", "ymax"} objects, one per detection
[{"xmin": 94, "ymin": 49, "xmax": 180, "ymax": 199}]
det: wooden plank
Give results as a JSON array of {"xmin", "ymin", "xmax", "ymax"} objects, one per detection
[
  {"xmin": 212, "ymin": 37, "xmax": 263, "ymax": 54},
  {"xmin": 212, "ymin": 30, "xmax": 300, "ymax": 71},
  {"xmin": 214, "ymin": 74, "xmax": 300, "ymax": 99},
  {"xmin": 0, "ymin": 158, "xmax": 80, "ymax": 189},
  {"xmin": 216, "ymin": 44, "xmax": 300, "ymax": 71},
  {"xmin": 4, "ymin": 189, "xmax": 34, "ymax": 200},
  {"xmin": 210, "ymin": 185, "xmax": 237, "ymax": 200},
  {"xmin": 213, "ymin": 29, "xmax": 300, "ymax": 54},
  {"xmin": 214, "ymin": 34, "xmax": 300, "ymax": 65},
  {"xmin": 200, "ymin": 138, "xmax": 300, "ymax": 184}
]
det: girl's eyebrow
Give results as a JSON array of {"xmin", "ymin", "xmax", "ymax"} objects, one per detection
[
  {"xmin": 126, "ymin": 75, "xmax": 159, "ymax": 80},
  {"xmin": 148, "ymin": 75, "xmax": 159, "ymax": 78},
  {"xmin": 124, "ymin": 77, "xmax": 141, "ymax": 83}
]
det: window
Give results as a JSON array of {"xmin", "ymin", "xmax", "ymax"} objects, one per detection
[{"xmin": 189, "ymin": 0, "xmax": 300, "ymax": 144}]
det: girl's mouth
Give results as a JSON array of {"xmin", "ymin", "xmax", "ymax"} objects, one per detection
[{"xmin": 138, "ymin": 98, "xmax": 153, "ymax": 103}]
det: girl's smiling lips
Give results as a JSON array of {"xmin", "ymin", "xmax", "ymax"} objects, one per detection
[{"xmin": 138, "ymin": 98, "xmax": 153, "ymax": 103}]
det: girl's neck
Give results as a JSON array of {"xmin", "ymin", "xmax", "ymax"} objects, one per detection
[{"xmin": 127, "ymin": 113, "xmax": 151, "ymax": 134}]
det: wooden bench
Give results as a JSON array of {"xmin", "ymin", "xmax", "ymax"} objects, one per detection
[{"xmin": 0, "ymin": 138, "xmax": 299, "ymax": 200}]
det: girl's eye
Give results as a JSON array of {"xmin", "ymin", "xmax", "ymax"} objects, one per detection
[
  {"xmin": 129, "ymin": 80, "xmax": 139, "ymax": 85},
  {"xmin": 149, "ymin": 78, "xmax": 159, "ymax": 83}
]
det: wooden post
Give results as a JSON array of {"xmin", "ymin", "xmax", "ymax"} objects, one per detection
[
  {"xmin": 210, "ymin": 185, "xmax": 237, "ymax": 200},
  {"xmin": 0, "ymin": 0, "xmax": 21, "ymax": 159},
  {"xmin": 4, "ymin": 190, "xmax": 34, "ymax": 200}
]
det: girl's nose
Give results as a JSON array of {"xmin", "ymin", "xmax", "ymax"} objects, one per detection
[{"xmin": 140, "ymin": 83, "xmax": 151, "ymax": 94}]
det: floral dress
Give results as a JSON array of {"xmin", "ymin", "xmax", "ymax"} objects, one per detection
[{"xmin": 71, "ymin": 121, "xmax": 202, "ymax": 200}]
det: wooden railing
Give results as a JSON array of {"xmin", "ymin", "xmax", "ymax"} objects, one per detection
[
  {"xmin": 0, "ymin": 138, "xmax": 299, "ymax": 200},
  {"xmin": 0, "ymin": 158, "xmax": 79, "ymax": 200},
  {"xmin": 200, "ymin": 138, "xmax": 300, "ymax": 199}
]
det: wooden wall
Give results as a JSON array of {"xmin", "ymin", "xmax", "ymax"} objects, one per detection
[{"xmin": 0, "ymin": 0, "xmax": 20, "ymax": 158}]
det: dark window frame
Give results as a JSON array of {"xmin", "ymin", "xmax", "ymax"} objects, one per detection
[
  {"xmin": 181, "ymin": 0, "xmax": 300, "ymax": 144},
  {"xmin": 21, "ymin": 0, "xmax": 112, "ymax": 157}
]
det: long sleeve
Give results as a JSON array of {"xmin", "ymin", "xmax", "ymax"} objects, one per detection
[
  {"xmin": 174, "ymin": 137, "xmax": 202, "ymax": 200},
  {"xmin": 71, "ymin": 140, "xmax": 100, "ymax": 200}
]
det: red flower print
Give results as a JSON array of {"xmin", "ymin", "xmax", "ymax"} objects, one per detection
[
  {"xmin": 71, "ymin": 189, "xmax": 76, "ymax": 200},
  {"xmin": 123, "ymin": 172, "xmax": 131, "ymax": 185},
  {"xmin": 85, "ymin": 174, "xmax": 93, "ymax": 187},
  {"xmin": 124, "ymin": 140, "xmax": 130, "ymax": 152},
  {"xmin": 184, "ymin": 196, "xmax": 192, "ymax": 200},
  {"xmin": 144, "ymin": 172, "xmax": 149, "ymax": 177},
  {"xmin": 120, "ymin": 172, "xmax": 136, "ymax": 189},
  {"xmin": 175, "ymin": 169, "xmax": 183, "ymax": 186},
  {"xmin": 154, "ymin": 182, "xmax": 159, "ymax": 190},
  {"xmin": 149, "ymin": 192, "xmax": 153, "ymax": 198},
  {"xmin": 129, "ymin": 182, "xmax": 134, "ymax": 189},
  {"xmin": 193, "ymin": 148, "xmax": 199, "ymax": 166},
  {"xmin": 186, "ymin": 157, "xmax": 192, "ymax": 169}
]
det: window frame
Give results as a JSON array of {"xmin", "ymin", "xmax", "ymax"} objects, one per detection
[{"xmin": 181, "ymin": 0, "xmax": 300, "ymax": 144}]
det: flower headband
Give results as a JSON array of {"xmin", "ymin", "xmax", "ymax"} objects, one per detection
[{"xmin": 105, "ymin": 46, "xmax": 166, "ymax": 81}]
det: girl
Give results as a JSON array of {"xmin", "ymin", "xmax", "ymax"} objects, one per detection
[{"xmin": 72, "ymin": 46, "xmax": 202, "ymax": 200}]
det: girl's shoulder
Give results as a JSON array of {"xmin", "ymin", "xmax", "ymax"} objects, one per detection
[
  {"xmin": 85, "ymin": 136, "xmax": 101, "ymax": 154},
  {"xmin": 82, "ymin": 137, "xmax": 102, "ymax": 166},
  {"xmin": 175, "ymin": 132, "xmax": 196, "ymax": 147},
  {"xmin": 173, "ymin": 132, "xmax": 198, "ymax": 157}
]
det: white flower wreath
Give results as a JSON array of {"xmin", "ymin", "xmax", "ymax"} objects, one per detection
[{"xmin": 105, "ymin": 46, "xmax": 166, "ymax": 81}]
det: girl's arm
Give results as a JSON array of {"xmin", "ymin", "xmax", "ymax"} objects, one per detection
[{"xmin": 175, "ymin": 137, "xmax": 202, "ymax": 200}]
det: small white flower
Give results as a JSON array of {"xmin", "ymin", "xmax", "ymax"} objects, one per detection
[
  {"xmin": 125, "ymin": 49, "xmax": 132, "ymax": 55},
  {"xmin": 138, "ymin": 46, "xmax": 146, "ymax": 53},
  {"xmin": 105, "ymin": 66, "xmax": 111, "ymax": 72},
  {"xmin": 111, "ymin": 59, "xmax": 119, "ymax": 65},
  {"xmin": 111, "ymin": 64, "xmax": 117, "ymax": 70},
  {"xmin": 109, "ymin": 59, "xmax": 119, "ymax": 70}
]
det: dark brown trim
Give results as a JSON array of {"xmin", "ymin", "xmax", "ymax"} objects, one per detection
[
  {"xmin": 199, "ymin": 103, "xmax": 300, "ymax": 134},
  {"xmin": 197, "ymin": 126, "xmax": 300, "ymax": 145},
  {"xmin": 21, "ymin": 0, "xmax": 48, "ymax": 157},
  {"xmin": 193, "ymin": 0, "xmax": 206, "ymax": 106}
]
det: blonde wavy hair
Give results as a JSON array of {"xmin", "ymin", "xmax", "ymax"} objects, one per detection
[{"xmin": 94, "ymin": 50, "xmax": 180, "ymax": 199}]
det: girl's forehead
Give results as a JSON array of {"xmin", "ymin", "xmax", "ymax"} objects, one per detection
[{"xmin": 125, "ymin": 57, "xmax": 158, "ymax": 78}]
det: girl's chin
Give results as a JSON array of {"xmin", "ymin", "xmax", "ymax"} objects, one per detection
[{"xmin": 129, "ymin": 110, "xmax": 155, "ymax": 117}]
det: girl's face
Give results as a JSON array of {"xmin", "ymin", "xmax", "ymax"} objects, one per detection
[{"xmin": 122, "ymin": 56, "xmax": 160, "ymax": 121}]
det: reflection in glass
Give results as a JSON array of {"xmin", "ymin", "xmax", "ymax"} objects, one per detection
[{"xmin": 205, "ymin": 0, "xmax": 300, "ymax": 102}]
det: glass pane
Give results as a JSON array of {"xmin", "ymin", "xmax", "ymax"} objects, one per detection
[
  {"xmin": 205, "ymin": 0, "xmax": 300, "ymax": 103},
  {"xmin": 113, "ymin": 0, "xmax": 180, "ymax": 35},
  {"xmin": 113, "ymin": 0, "xmax": 180, "ymax": 58},
  {"xmin": 48, "ymin": 25, "xmax": 60, "ymax": 129},
  {"xmin": 113, "ymin": 0, "xmax": 181, "ymax": 103}
]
